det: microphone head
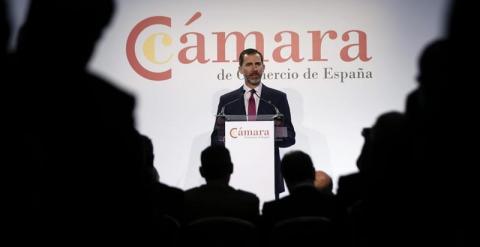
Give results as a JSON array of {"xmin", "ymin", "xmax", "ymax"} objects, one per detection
[
  {"xmin": 219, "ymin": 106, "xmax": 226, "ymax": 116},
  {"xmin": 216, "ymin": 115, "xmax": 226, "ymax": 125}
]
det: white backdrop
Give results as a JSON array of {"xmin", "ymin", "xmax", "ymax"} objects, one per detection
[{"xmin": 8, "ymin": 0, "xmax": 449, "ymax": 194}]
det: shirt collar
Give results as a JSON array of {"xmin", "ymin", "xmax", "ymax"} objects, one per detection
[{"xmin": 243, "ymin": 83, "xmax": 262, "ymax": 97}]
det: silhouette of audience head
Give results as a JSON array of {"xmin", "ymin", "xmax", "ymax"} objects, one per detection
[
  {"xmin": 314, "ymin": 170, "xmax": 333, "ymax": 194},
  {"xmin": 17, "ymin": 0, "xmax": 115, "ymax": 69},
  {"xmin": 369, "ymin": 112, "xmax": 406, "ymax": 160},
  {"xmin": 281, "ymin": 151, "xmax": 316, "ymax": 192},
  {"xmin": 140, "ymin": 134, "xmax": 160, "ymax": 184},
  {"xmin": 418, "ymin": 40, "xmax": 450, "ymax": 85},
  {"xmin": 416, "ymin": 39, "xmax": 451, "ymax": 111},
  {"xmin": 356, "ymin": 127, "xmax": 373, "ymax": 173},
  {"xmin": 200, "ymin": 145, "xmax": 233, "ymax": 183}
]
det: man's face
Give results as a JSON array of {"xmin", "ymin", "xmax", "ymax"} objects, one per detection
[{"xmin": 239, "ymin": 53, "xmax": 265, "ymax": 87}]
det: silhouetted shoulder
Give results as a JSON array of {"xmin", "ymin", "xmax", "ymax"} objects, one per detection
[
  {"xmin": 262, "ymin": 186, "xmax": 338, "ymax": 224},
  {"xmin": 151, "ymin": 182, "xmax": 184, "ymax": 219},
  {"xmin": 234, "ymin": 188, "xmax": 260, "ymax": 202},
  {"xmin": 155, "ymin": 182, "xmax": 183, "ymax": 198},
  {"xmin": 82, "ymin": 74, "xmax": 135, "ymax": 123},
  {"xmin": 87, "ymin": 74, "xmax": 135, "ymax": 107}
]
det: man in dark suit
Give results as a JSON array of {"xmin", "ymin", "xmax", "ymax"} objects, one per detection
[
  {"xmin": 183, "ymin": 145, "xmax": 260, "ymax": 224},
  {"xmin": 211, "ymin": 48, "xmax": 296, "ymax": 199},
  {"xmin": 262, "ymin": 151, "xmax": 339, "ymax": 228}
]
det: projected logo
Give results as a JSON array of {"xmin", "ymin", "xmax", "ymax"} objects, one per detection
[
  {"xmin": 126, "ymin": 12, "xmax": 372, "ymax": 82},
  {"xmin": 229, "ymin": 127, "xmax": 270, "ymax": 139}
]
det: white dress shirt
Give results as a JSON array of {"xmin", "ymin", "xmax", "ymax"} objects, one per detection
[{"xmin": 243, "ymin": 83, "xmax": 262, "ymax": 115}]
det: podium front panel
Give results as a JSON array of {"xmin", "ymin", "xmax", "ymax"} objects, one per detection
[{"xmin": 225, "ymin": 120, "xmax": 275, "ymax": 205}]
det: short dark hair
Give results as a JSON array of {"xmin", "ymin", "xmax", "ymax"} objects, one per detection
[
  {"xmin": 281, "ymin": 151, "xmax": 315, "ymax": 184},
  {"xmin": 239, "ymin": 48, "xmax": 264, "ymax": 66},
  {"xmin": 200, "ymin": 145, "xmax": 233, "ymax": 180},
  {"xmin": 417, "ymin": 39, "xmax": 450, "ymax": 84}
]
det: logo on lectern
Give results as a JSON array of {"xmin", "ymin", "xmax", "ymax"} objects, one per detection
[{"xmin": 230, "ymin": 127, "xmax": 270, "ymax": 139}]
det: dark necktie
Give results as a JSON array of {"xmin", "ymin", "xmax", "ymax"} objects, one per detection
[{"xmin": 248, "ymin": 89, "xmax": 256, "ymax": 121}]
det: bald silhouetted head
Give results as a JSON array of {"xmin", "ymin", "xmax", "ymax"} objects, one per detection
[{"xmin": 314, "ymin": 170, "xmax": 333, "ymax": 194}]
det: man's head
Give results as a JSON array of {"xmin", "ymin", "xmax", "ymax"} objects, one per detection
[
  {"xmin": 238, "ymin": 48, "xmax": 265, "ymax": 88},
  {"xmin": 139, "ymin": 134, "xmax": 160, "ymax": 184},
  {"xmin": 314, "ymin": 170, "xmax": 333, "ymax": 194},
  {"xmin": 200, "ymin": 145, "xmax": 233, "ymax": 183},
  {"xmin": 281, "ymin": 150, "xmax": 316, "ymax": 191}
]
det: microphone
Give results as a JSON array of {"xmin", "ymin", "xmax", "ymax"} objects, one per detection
[
  {"xmin": 253, "ymin": 90, "xmax": 283, "ymax": 119},
  {"xmin": 218, "ymin": 89, "xmax": 246, "ymax": 116}
]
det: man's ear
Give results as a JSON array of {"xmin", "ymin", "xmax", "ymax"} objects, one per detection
[
  {"xmin": 237, "ymin": 69, "xmax": 243, "ymax": 80},
  {"xmin": 228, "ymin": 162, "xmax": 234, "ymax": 175},
  {"xmin": 238, "ymin": 66, "xmax": 244, "ymax": 75},
  {"xmin": 199, "ymin": 166, "xmax": 205, "ymax": 178}
]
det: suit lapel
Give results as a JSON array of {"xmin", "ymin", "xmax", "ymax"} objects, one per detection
[
  {"xmin": 233, "ymin": 86, "xmax": 246, "ymax": 115},
  {"xmin": 258, "ymin": 84, "xmax": 273, "ymax": 115}
]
